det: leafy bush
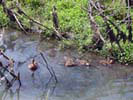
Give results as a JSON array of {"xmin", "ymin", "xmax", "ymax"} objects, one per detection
[
  {"xmin": 117, "ymin": 43, "xmax": 133, "ymax": 63},
  {"xmin": 101, "ymin": 42, "xmax": 133, "ymax": 64},
  {"xmin": 0, "ymin": 6, "xmax": 9, "ymax": 27}
]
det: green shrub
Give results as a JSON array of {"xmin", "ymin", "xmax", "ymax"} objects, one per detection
[{"xmin": 0, "ymin": 6, "xmax": 9, "ymax": 27}]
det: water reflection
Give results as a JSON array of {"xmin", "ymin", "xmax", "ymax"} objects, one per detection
[{"xmin": 0, "ymin": 29, "xmax": 132, "ymax": 100}]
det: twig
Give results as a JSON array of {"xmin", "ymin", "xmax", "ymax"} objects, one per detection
[
  {"xmin": 0, "ymin": 50, "xmax": 10, "ymax": 60},
  {"xmin": 40, "ymin": 52, "xmax": 53, "ymax": 77},
  {"xmin": 2, "ymin": 67, "xmax": 17, "ymax": 78},
  {"xmin": 17, "ymin": 72, "xmax": 21, "ymax": 88},
  {"xmin": 0, "ymin": 2, "xmax": 28, "ymax": 35},
  {"xmin": 40, "ymin": 52, "xmax": 58, "ymax": 83},
  {"xmin": 4, "ymin": 76, "xmax": 12, "ymax": 88},
  {"xmin": 1, "ymin": 66, "xmax": 21, "ymax": 89},
  {"xmin": 16, "ymin": 5, "xmax": 51, "ymax": 31},
  {"xmin": 16, "ymin": 5, "xmax": 63, "ymax": 39},
  {"xmin": 88, "ymin": 1, "xmax": 105, "ymax": 43},
  {"xmin": 50, "ymin": 65, "xmax": 58, "ymax": 83},
  {"xmin": 12, "ymin": 12, "xmax": 28, "ymax": 34}
]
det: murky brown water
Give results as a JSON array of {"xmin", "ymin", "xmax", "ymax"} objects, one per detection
[{"xmin": 0, "ymin": 29, "xmax": 132, "ymax": 100}]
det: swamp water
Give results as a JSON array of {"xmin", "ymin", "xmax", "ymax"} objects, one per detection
[{"xmin": 0, "ymin": 29, "xmax": 132, "ymax": 100}]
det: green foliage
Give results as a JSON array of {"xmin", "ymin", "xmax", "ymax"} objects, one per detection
[
  {"xmin": 1, "ymin": 0, "xmax": 133, "ymax": 63},
  {"xmin": 101, "ymin": 42, "xmax": 133, "ymax": 64},
  {"xmin": 117, "ymin": 43, "xmax": 133, "ymax": 63},
  {"xmin": 0, "ymin": 6, "xmax": 9, "ymax": 27}
]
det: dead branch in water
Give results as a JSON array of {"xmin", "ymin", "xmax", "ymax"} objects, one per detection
[
  {"xmin": 40, "ymin": 52, "xmax": 58, "ymax": 83},
  {"xmin": 0, "ymin": 50, "xmax": 21, "ymax": 88}
]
